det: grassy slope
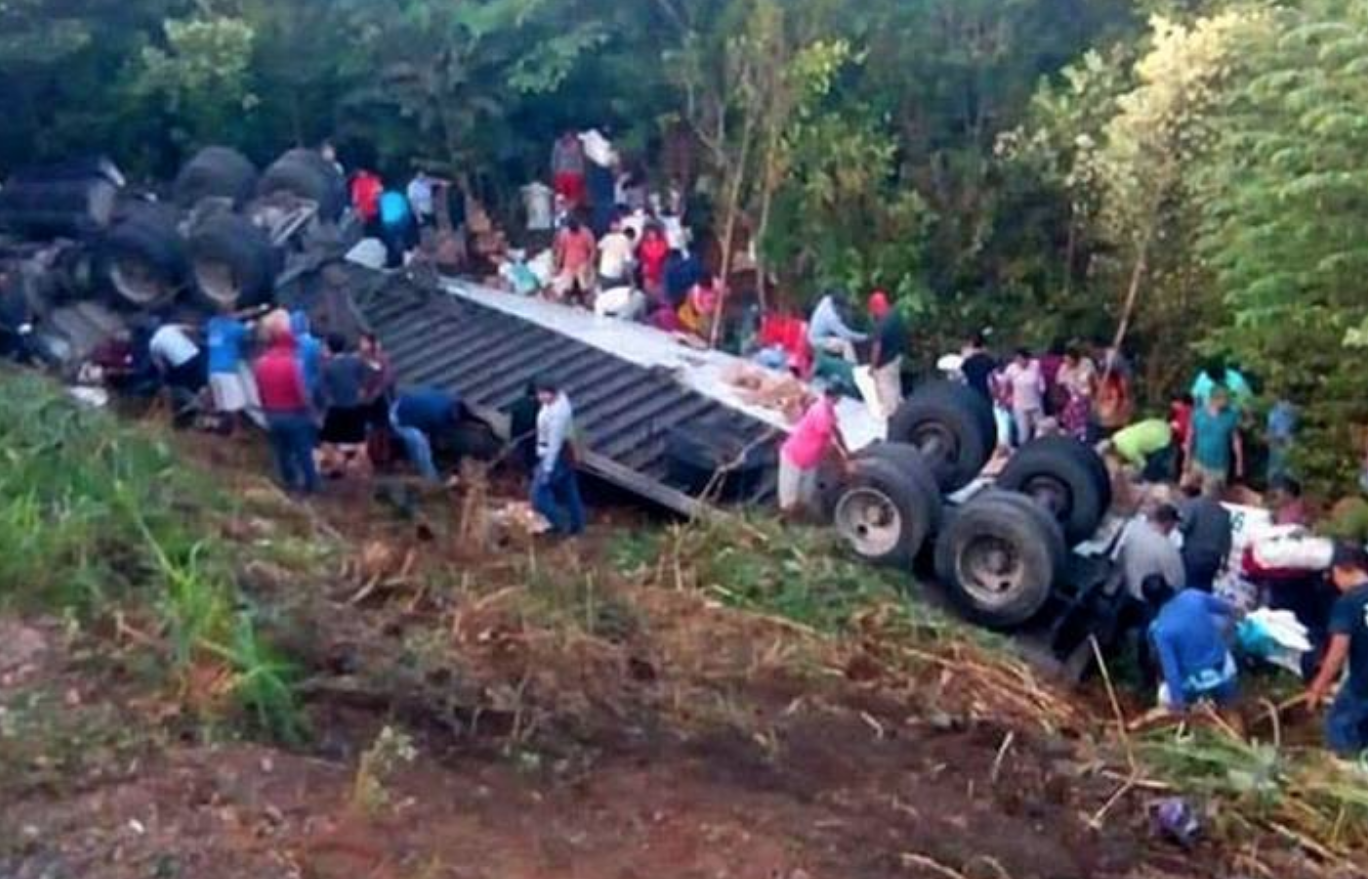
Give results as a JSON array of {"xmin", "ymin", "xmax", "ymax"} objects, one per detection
[
  {"xmin": 0, "ymin": 370, "xmax": 1363, "ymax": 874},
  {"xmin": 0, "ymin": 372, "xmax": 299, "ymax": 741}
]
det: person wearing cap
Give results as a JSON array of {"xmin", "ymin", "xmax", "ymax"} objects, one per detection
[
  {"xmin": 807, "ymin": 291, "xmax": 866, "ymax": 364},
  {"xmin": 778, "ymin": 383, "xmax": 848, "ymax": 520},
  {"xmin": 532, "ymin": 376, "xmax": 586, "ymax": 536},
  {"xmin": 867, "ymin": 290, "xmax": 906, "ymax": 420},
  {"xmin": 1307, "ymin": 542, "xmax": 1368, "ymax": 756}
]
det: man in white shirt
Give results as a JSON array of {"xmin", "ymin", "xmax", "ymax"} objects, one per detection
[
  {"xmin": 594, "ymin": 285, "xmax": 646, "ymax": 321},
  {"xmin": 1001, "ymin": 348, "xmax": 1045, "ymax": 445},
  {"xmin": 1118, "ymin": 504, "xmax": 1187, "ymax": 601},
  {"xmin": 406, "ymin": 171, "xmax": 436, "ymax": 228},
  {"xmin": 149, "ymin": 321, "xmax": 207, "ymax": 419},
  {"xmin": 596, "ymin": 224, "xmax": 636, "ymax": 289},
  {"xmin": 532, "ymin": 375, "xmax": 586, "ymax": 536},
  {"xmin": 522, "ymin": 181, "xmax": 554, "ymax": 232}
]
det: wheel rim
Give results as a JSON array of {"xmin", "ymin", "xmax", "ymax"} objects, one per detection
[
  {"xmin": 1022, "ymin": 474, "xmax": 1071, "ymax": 519},
  {"xmin": 110, "ymin": 255, "xmax": 169, "ymax": 306},
  {"xmin": 911, "ymin": 422, "xmax": 958, "ymax": 466},
  {"xmin": 193, "ymin": 257, "xmax": 241, "ymax": 307},
  {"xmin": 956, "ymin": 533, "xmax": 1026, "ymax": 610},
  {"xmin": 834, "ymin": 487, "xmax": 904, "ymax": 558}
]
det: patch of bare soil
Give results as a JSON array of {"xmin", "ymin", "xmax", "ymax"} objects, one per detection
[{"xmin": 1, "ymin": 588, "xmax": 1235, "ymax": 879}]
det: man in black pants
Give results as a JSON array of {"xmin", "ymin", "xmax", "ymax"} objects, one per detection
[{"xmin": 1179, "ymin": 483, "xmax": 1232, "ymax": 589}]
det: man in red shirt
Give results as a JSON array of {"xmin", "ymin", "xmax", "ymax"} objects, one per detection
[
  {"xmin": 254, "ymin": 317, "xmax": 319, "ymax": 494},
  {"xmin": 350, "ymin": 169, "xmax": 384, "ymax": 234}
]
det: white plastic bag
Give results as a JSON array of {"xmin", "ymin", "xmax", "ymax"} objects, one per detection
[
  {"xmin": 1251, "ymin": 531, "xmax": 1334, "ymax": 572},
  {"xmin": 580, "ymin": 129, "xmax": 617, "ymax": 168}
]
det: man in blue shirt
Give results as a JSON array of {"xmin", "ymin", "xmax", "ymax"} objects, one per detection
[
  {"xmin": 390, "ymin": 387, "xmax": 461, "ymax": 482},
  {"xmin": 1308, "ymin": 543, "xmax": 1368, "ymax": 757},
  {"xmin": 379, "ymin": 189, "xmax": 418, "ymax": 268},
  {"xmin": 289, "ymin": 310, "xmax": 324, "ymax": 407},
  {"xmin": 205, "ymin": 306, "xmax": 254, "ymax": 434},
  {"xmin": 1266, "ymin": 399, "xmax": 1297, "ymax": 484},
  {"xmin": 663, "ymin": 249, "xmax": 702, "ymax": 310},
  {"xmin": 1150, "ymin": 587, "xmax": 1240, "ymax": 711}
]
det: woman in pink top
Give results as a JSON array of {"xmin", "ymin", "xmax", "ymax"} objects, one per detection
[{"xmin": 779, "ymin": 384, "xmax": 847, "ymax": 517}]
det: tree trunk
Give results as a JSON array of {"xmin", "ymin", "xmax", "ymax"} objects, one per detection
[
  {"xmin": 1105, "ymin": 234, "xmax": 1151, "ymax": 383},
  {"xmin": 754, "ymin": 127, "xmax": 781, "ymax": 315},
  {"xmin": 710, "ymin": 113, "xmax": 756, "ymax": 349},
  {"xmin": 755, "ymin": 185, "xmax": 773, "ymax": 314},
  {"xmin": 1062, "ymin": 204, "xmax": 1077, "ymax": 297}
]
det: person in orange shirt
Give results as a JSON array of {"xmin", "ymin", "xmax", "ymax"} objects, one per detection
[
  {"xmin": 553, "ymin": 217, "xmax": 596, "ymax": 305},
  {"xmin": 678, "ymin": 275, "xmax": 720, "ymax": 339}
]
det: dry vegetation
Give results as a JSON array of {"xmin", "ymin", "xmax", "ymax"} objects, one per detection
[{"xmin": 0, "ymin": 374, "xmax": 1364, "ymax": 879}]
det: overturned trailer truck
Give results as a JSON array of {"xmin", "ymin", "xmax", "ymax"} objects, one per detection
[
  {"xmin": 0, "ymin": 146, "xmax": 355, "ymax": 368},
  {"xmin": 0, "ymin": 145, "xmax": 1130, "ymax": 665},
  {"xmin": 349, "ymin": 274, "xmax": 1130, "ymax": 667}
]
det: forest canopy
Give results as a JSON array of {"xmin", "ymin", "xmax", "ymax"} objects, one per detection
[{"xmin": 2, "ymin": 0, "xmax": 1366, "ymax": 490}]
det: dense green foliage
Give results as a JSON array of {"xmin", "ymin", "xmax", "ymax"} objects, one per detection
[
  {"xmin": 1196, "ymin": 0, "xmax": 1368, "ymax": 488},
  {"xmin": 2, "ymin": 0, "xmax": 1366, "ymax": 489}
]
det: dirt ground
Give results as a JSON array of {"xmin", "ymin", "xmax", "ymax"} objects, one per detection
[
  {"xmin": 0, "ymin": 428, "xmax": 1334, "ymax": 879},
  {"xmin": 1, "ymin": 606, "xmax": 1218, "ymax": 879}
]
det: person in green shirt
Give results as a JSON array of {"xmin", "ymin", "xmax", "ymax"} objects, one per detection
[{"xmin": 1107, "ymin": 417, "xmax": 1175, "ymax": 481}]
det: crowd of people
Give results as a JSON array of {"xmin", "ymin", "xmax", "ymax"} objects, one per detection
[
  {"xmin": 346, "ymin": 161, "xmax": 460, "ymax": 269},
  {"xmin": 135, "ymin": 304, "xmax": 587, "ymax": 538},
  {"xmin": 759, "ymin": 310, "xmax": 1365, "ymax": 759},
  {"xmin": 953, "ymin": 336, "xmax": 1368, "ymax": 758},
  {"xmin": 497, "ymin": 130, "xmax": 718, "ymax": 337},
  {"xmin": 111, "ymin": 133, "xmax": 1368, "ymax": 761}
]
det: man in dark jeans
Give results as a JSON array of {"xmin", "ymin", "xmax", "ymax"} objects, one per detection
[
  {"xmin": 253, "ymin": 323, "xmax": 318, "ymax": 494},
  {"xmin": 532, "ymin": 375, "xmax": 586, "ymax": 536},
  {"xmin": 390, "ymin": 387, "xmax": 461, "ymax": 482},
  {"xmin": 505, "ymin": 382, "xmax": 541, "ymax": 476},
  {"xmin": 1308, "ymin": 543, "xmax": 1368, "ymax": 757},
  {"xmin": 1179, "ymin": 484, "xmax": 1232, "ymax": 589}
]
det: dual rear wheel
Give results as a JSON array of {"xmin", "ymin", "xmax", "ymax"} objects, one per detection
[{"xmin": 831, "ymin": 384, "xmax": 1113, "ymax": 631}]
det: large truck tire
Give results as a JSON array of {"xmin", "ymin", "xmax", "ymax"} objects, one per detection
[
  {"xmin": 0, "ymin": 177, "xmax": 119, "ymax": 240},
  {"xmin": 888, "ymin": 381, "xmax": 995, "ymax": 494},
  {"xmin": 853, "ymin": 442, "xmax": 944, "ymax": 534},
  {"xmin": 187, "ymin": 212, "xmax": 279, "ymax": 311},
  {"xmin": 99, "ymin": 203, "xmax": 186, "ymax": 310},
  {"xmin": 996, "ymin": 436, "xmax": 1112, "ymax": 546},
  {"xmin": 174, "ymin": 146, "xmax": 259, "ymax": 208},
  {"xmin": 258, "ymin": 149, "xmax": 346, "ymax": 221},
  {"xmin": 934, "ymin": 490, "xmax": 1066, "ymax": 631},
  {"xmin": 833, "ymin": 456, "xmax": 938, "ymax": 569}
]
